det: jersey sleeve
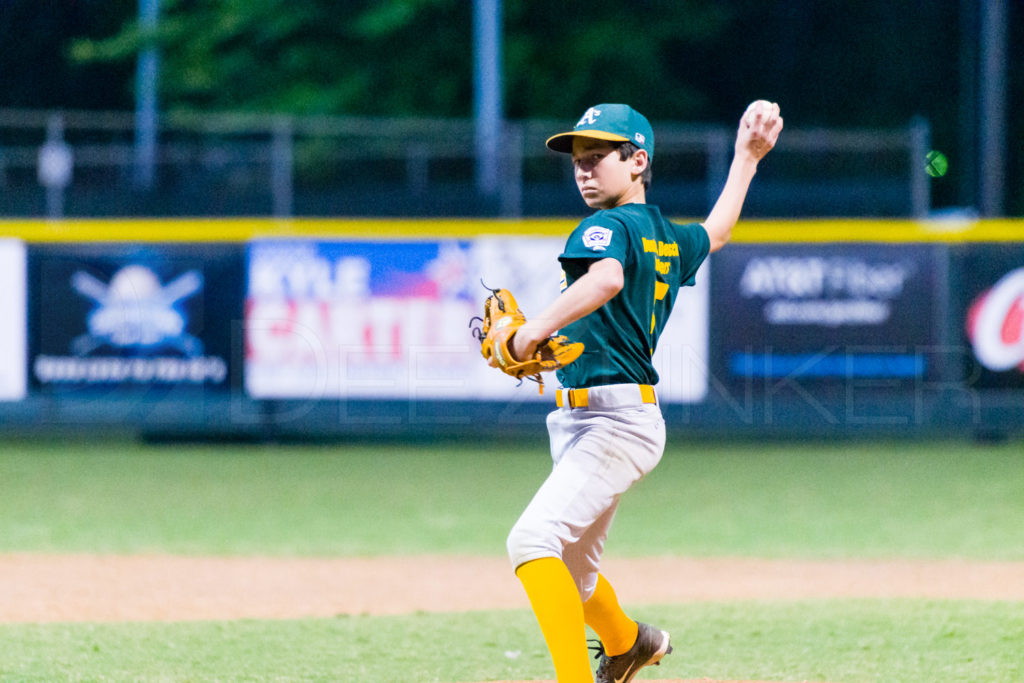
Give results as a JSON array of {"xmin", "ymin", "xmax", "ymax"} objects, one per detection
[
  {"xmin": 559, "ymin": 212, "xmax": 629, "ymax": 267},
  {"xmin": 674, "ymin": 222, "xmax": 711, "ymax": 286}
]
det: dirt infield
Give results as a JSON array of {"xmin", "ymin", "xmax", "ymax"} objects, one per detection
[{"xmin": 1, "ymin": 554, "xmax": 1022, "ymax": 623}]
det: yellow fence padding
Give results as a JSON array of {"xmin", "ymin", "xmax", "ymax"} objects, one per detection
[{"xmin": 0, "ymin": 217, "xmax": 1021, "ymax": 243}]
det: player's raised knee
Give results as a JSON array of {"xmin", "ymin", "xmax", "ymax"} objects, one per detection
[{"xmin": 506, "ymin": 522, "xmax": 561, "ymax": 568}]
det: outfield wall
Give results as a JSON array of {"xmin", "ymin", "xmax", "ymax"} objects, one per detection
[{"xmin": 1, "ymin": 218, "xmax": 1022, "ymax": 441}]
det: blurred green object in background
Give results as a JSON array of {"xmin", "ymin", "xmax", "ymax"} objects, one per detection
[{"xmin": 926, "ymin": 149, "xmax": 949, "ymax": 178}]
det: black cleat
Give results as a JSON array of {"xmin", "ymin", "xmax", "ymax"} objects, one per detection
[{"xmin": 590, "ymin": 621, "xmax": 673, "ymax": 683}]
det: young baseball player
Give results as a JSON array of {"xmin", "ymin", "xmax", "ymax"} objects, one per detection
[{"xmin": 503, "ymin": 101, "xmax": 782, "ymax": 682}]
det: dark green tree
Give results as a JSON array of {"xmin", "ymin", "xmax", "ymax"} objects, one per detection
[
  {"xmin": 69, "ymin": 0, "xmax": 735, "ymax": 118},
  {"xmin": 72, "ymin": 0, "xmax": 476, "ymax": 115}
]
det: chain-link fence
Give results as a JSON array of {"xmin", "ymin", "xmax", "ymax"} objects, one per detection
[{"xmin": 0, "ymin": 108, "xmax": 932, "ymax": 219}]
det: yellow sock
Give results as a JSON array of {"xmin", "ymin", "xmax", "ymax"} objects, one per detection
[
  {"xmin": 582, "ymin": 574, "xmax": 638, "ymax": 657},
  {"xmin": 515, "ymin": 557, "xmax": 593, "ymax": 682}
]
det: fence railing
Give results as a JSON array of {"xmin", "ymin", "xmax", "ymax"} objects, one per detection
[{"xmin": 0, "ymin": 108, "xmax": 932, "ymax": 220}]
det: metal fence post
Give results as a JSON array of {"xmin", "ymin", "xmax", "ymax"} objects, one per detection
[
  {"xmin": 705, "ymin": 127, "xmax": 730, "ymax": 209},
  {"xmin": 909, "ymin": 116, "xmax": 930, "ymax": 219},
  {"xmin": 500, "ymin": 122, "xmax": 522, "ymax": 218},
  {"xmin": 38, "ymin": 114, "xmax": 72, "ymax": 219},
  {"xmin": 979, "ymin": 0, "xmax": 1007, "ymax": 217},
  {"xmin": 407, "ymin": 143, "xmax": 429, "ymax": 196},
  {"xmin": 271, "ymin": 116, "xmax": 293, "ymax": 217},
  {"xmin": 473, "ymin": 0, "xmax": 503, "ymax": 198},
  {"xmin": 134, "ymin": 0, "xmax": 160, "ymax": 190}
]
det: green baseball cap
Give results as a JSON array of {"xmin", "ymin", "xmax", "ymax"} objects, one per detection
[{"xmin": 545, "ymin": 103, "xmax": 655, "ymax": 160}]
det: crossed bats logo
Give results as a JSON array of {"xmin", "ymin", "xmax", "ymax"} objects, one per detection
[
  {"xmin": 966, "ymin": 266, "xmax": 1024, "ymax": 373},
  {"xmin": 70, "ymin": 265, "xmax": 204, "ymax": 357}
]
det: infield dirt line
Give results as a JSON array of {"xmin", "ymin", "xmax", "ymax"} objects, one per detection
[
  {"xmin": 460, "ymin": 680, "xmax": 832, "ymax": 683},
  {"xmin": 0, "ymin": 554, "xmax": 1022, "ymax": 623}
]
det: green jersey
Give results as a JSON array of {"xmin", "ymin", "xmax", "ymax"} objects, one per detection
[{"xmin": 555, "ymin": 203, "xmax": 710, "ymax": 389}]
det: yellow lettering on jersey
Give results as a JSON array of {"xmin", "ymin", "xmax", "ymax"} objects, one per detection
[
  {"xmin": 643, "ymin": 238, "xmax": 679, "ymax": 258},
  {"xmin": 652, "ymin": 281, "xmax": 669, "ymax": 335},
  {"xmin": 655, "ymin": 259, "xmax": 671, "ymax": 275}
]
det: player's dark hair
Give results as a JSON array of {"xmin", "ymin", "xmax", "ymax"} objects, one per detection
[{"xmin": 617, "ymin": 142, "xmax": 652, "ymax": 190}]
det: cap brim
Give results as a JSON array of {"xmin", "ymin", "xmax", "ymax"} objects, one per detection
[{"xmin": 545, "ymin": 130, "xmax": 631, "ymax": 153}]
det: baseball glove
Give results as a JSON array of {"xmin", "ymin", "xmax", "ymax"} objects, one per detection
[{"xmin": 471, "ymin": 286, "xmax": 584, "ymax": 394}]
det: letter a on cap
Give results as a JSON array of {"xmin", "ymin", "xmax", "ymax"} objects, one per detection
[{"xmin": 576, "ymin": 107, "xmax": 601, "ymax": 127}]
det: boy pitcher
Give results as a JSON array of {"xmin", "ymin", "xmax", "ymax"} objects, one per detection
[{"xmin": 495, "ymin": 101, "xmax": 782, "ymax": 682}]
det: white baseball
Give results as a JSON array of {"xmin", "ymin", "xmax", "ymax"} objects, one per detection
[{"xmin": 743, "ymin": 101, "xmax": 762, "ymax": 127}]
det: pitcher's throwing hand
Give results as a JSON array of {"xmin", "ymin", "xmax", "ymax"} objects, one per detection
[{"xmin": 738, "ymin": 99, "xmax": 783, "ymax": 162}]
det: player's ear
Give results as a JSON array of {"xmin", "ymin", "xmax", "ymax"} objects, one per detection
[{"xmin": 631, "ymin": 149, "xmax": 649, "ymax": 176}]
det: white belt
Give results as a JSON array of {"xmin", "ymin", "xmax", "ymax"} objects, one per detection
[{"xmin": 555, "ymin": 383, "xmax": 657, "ymax": 409}]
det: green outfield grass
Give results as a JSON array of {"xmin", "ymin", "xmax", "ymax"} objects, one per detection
[
  {"xmin": 0, "ymin": 601, "xmax": 1021, "ymax": 682},
  {"xmin": 0, "ymin": 438, "xmax": 1021, "ymax": 558},
  {"xmin": 0, "ymin": 437, "xmax": 1022, "ymax": 682}
]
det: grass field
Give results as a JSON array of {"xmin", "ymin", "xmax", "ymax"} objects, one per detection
[
  {"xmin": 0, "ymin": 437, "xmax": 1022, "ymax": 682},
  {"xmin": 3, "ymin": 601, "xmax": 1022, "ymax": 682}
]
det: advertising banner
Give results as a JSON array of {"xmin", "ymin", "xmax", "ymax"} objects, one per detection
[
  {"xmin": 959, "ymin": 245, "xmax": 1024, "ymax": 389},
  {"xmin": 245, "ymin": 238, "xmax": 709, "ymax": 402},
  {"xmin": 0, "ymin": 240, "xmax": 27, "ymax": 401},
  {"xmin": 29, "ymin": 244, "xmax": 244, "ymax": 392},
  {"xmin": 711, "ymin": 244, "xmax": 939, "ymax": 386}
]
